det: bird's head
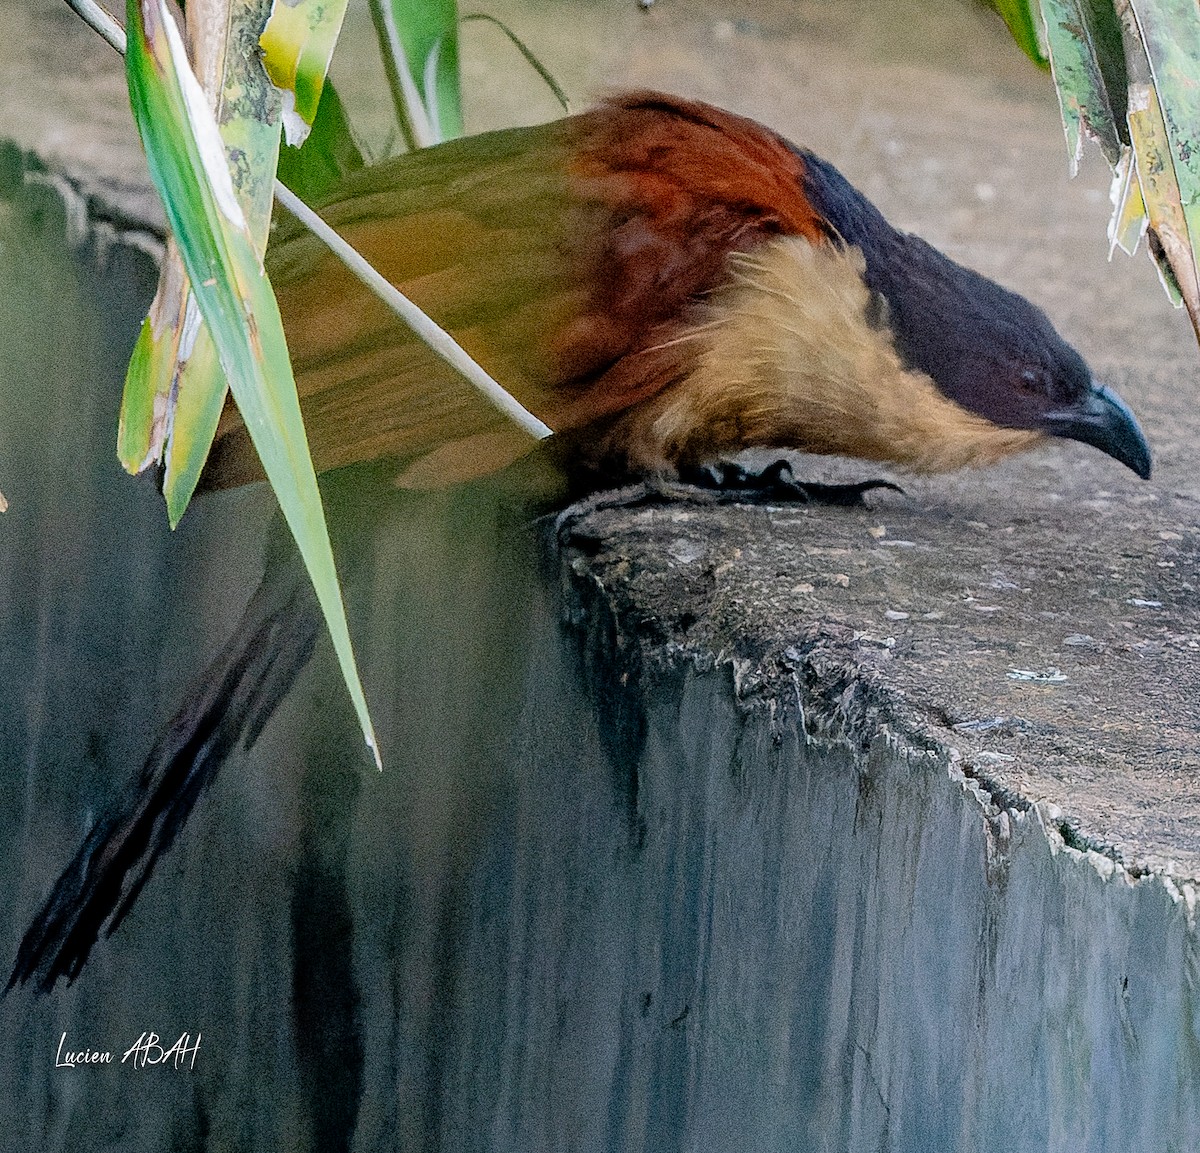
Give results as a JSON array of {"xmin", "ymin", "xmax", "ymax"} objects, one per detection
[
  {"xmin": 883, "ymin": 246, "xmax": 1152, "ymax": 480},
  {"xmin": 798, "ymin": 150, "xmax": 1152, "ymax": 480}
]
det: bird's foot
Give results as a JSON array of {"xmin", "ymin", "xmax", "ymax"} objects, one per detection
[
  {"xmin": 551, "ymin": 460, "xmax": 902, "ymax": 548},
  {"xmin": 678, "ymin": 459, "xmax": 904, "ymax": 506}
]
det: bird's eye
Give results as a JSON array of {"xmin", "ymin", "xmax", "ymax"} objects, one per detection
[{"xmin": 1018, "ymin": 368, "xmax": 1042, "ymax": 394}]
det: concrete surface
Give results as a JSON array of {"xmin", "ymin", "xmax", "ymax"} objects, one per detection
[
  {"xmin": 6, "ymin": 1, "xmax": 1200, "ymax": 1150},
  {"xmin": 446, "ymin": 0, "xmax": 1200, "ymax": 878}
]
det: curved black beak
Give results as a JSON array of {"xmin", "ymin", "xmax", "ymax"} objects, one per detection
[{"xmin": 1041, "ymin": 383, "xmax": 1152, "ymax": 480}]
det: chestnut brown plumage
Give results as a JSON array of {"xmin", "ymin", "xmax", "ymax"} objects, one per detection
[{"xmin": 9, "ymin": 92, "xmax": 1151, "ymax": 995}]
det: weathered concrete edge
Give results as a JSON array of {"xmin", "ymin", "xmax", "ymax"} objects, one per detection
[
  {"xmin": 564, "ymin": 536, "xmax": 1200, "ymax": 924},
  {"xmin": 562, "ymin": 535, "xmax": 1200, "ymax": 1147}
]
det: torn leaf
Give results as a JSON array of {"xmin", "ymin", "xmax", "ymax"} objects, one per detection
[{"xmin": 259, "ymin": 0, "xmax": 351, "ymax": 146}]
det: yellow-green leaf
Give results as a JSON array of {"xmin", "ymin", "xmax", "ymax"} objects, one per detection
[
  {"xmin": 118, "ymin": 244, "xmax": 188, "ymax": 472},
  {"xmin": 260, "ymin": 0, "xmax": 351, "ymax": 145},
  {"xmin": 126, "ymin": 0, "xmax": 379, "ymax": 764},
  {"xmin": 1127, "ymin": 75, "xmax": 1193, "ymax": 311},
  {"xmin": 1124, "ymin": 0, "xmax": 1200, "ymax": 338},
  {"xmin": 121, "ymin": 0, "xmax": 284, "ymax": 525},
  {"xmin": 162, "ymin": 319, "xmax": 227, "ymax": 526}
]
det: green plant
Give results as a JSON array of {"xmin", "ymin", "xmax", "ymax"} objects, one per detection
[
  {"xmin": 990, "ymin": 0, "xmax": 1200, "ymax": 339},
  {"xmin": 67, "ymin": 0, "xmax": 554, "ymax": 765}
]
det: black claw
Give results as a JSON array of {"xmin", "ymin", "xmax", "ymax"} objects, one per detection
[
  {"xmin": 547, "ymin": 460, "xmax": 904, "ymax": 550},
  {"xmin": 679, "ymin": 460, "xmax": 904, "ymax": 506},
  {"xmin": 788, "ymin": 478, "xmax": 906, "ymax": 506}
]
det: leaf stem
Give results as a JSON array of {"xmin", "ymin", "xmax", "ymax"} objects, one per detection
[
  {"xmin": 461, "ymin": 13, "xmax": 570, "ymax": 115},
  {"xmin": 272, "ymin": 180, "xmax": 553, "ymax": 441},
  {"xmin": 63, "ymin": 0, "xmax": 127, "ymax": 53}
]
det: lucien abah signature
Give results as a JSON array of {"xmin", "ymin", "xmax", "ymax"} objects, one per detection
[{"xmin": 55, "ymin": 1031, "xmax": 201, "ymax": 1070}]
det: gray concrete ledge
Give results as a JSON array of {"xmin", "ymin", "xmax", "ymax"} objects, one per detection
[
  {"xmin": 554, "ymin": 503, "xmax": 1200, "ymax": 1149},
  {"xmin": 563, "ymin": 473, "xmax": 1200, "ymax": 880},
  {"xmin": 5, "ymin": 1, "xmax": 1200, "ymax": 1148}
]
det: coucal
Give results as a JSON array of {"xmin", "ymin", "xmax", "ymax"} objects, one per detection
[
  {"xmin": 9, "ymin": 92, "xmax": 1151, "ymax": 993},
  {"xmin": 207, "ymin": 90, "xmax": 1151, "ymax": 491}
]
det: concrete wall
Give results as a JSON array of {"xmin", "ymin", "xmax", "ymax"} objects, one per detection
[{"xmin": 4, "ymin": 0, "xmax": 1200, "ymax": 1140}]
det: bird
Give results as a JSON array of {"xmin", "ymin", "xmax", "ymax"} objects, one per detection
[
  {"xmin": 206, "ymin": 90, "xmax": 1151, "ymax": 493},
  {"xmin": 8, "ymin": 91, "xmax": 1151, "ymax": 994}
]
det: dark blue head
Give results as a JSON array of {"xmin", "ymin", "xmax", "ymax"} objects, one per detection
[{"xmin": 797, "ymin": 149, "xmax": 1151, "ymax": 479}]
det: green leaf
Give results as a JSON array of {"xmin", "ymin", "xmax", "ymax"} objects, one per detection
[
  {"xmin": 126, "ymin": 0, "xmax": 379, "ymax": 765},
  {"xmin": 119, "ymin": 234, "xmax": 230, "ymax": 526},
  {"xmin": 1038, "ymin": 0, "xmax": 1127, "ymax": 172},
  {"xmin": 118, "ymin": 249, "xmax": 186, "ymax": 472},
  {"xmin": 162, "ymin": 319, "xmax": 227, "ymax": 526},
  {"xmin": 161, "ymin": 0, "xmax": 301, "ymax": 521},
  {"xmin": 260, "ymin": 0, "xmax": 352, "ymax": 145},
  {"xmin": 120, "ymin": 262, "xmax": 231, "ymax": 524},
  {"xmin": 275, "ymin": 80, "xmax": 366, "ymax": 203},
  {"xmin": 214, "ymin": 0, "xmax": 284, "ymax": 253},
  {"xmin": 119, "ymin": 319, "xmax": 166, "ymax": 470},
  {"xmin": 1122, "ymin": 33, "xmax": 1196, "ymax": 316},
  {"xmin": 367, "ymin": 0, "xmax": 460, "ymax": 149},
  {"xmin": 1124, "ymin": 0, "xmax": 1200, "ymax": 336},
  {"xmin": 986, "ymin": 0, "xmax": 1049, "ymax": 67},
  {"xmin": 391, "ymin": 0, "xmax": 461, "ymax": 140}
]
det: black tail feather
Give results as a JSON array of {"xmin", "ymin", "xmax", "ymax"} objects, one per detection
[{"xmin": 7, "ymin": 560, "xmax": 321, "ymax": 996}]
